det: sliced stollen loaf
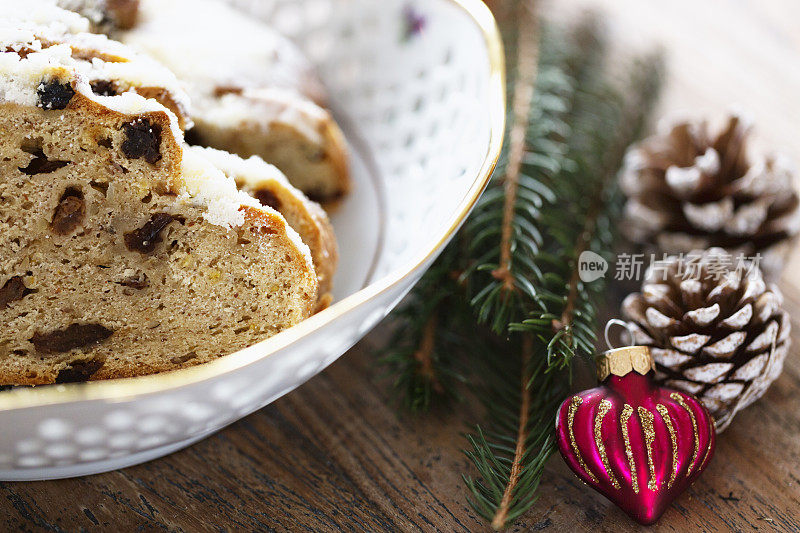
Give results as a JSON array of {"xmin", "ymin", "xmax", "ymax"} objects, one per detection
[
  {"xmin": 119, "ymin": 0, "xmax": 351, "ymax": 202},
  {"xmin": 193, "ymin": 146, "xmax": 338, "ymax": 309},
  {"xmin": 0, "ymin": 27, "xmax": 317, "ymax": 385}
]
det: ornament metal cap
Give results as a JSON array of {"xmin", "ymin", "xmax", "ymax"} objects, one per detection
[
  {"xmin": 596, "ymin": 345, "xmax": 655, "ymax": 381},
  {"xmin": 597, "ymin": 319, "xmax": 655, "ymax": 381}
]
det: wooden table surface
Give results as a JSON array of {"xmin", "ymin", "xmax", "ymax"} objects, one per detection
[{"xmin": 3, "ymin": 1, "xmax": 800, "ymax": 531}]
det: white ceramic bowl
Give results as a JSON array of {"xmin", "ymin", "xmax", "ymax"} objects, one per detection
[{"xmin": 0, "ymin": 0, "xmax": 504, "ymax": 480}]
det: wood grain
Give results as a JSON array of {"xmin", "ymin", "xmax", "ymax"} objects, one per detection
[
  {"xmin": 2, "ymin": 0, "xmax": 800, "ymax": 531},
  {"xmin": 3, "ymin": 314, "xmax": 800, "ymax": 532}
]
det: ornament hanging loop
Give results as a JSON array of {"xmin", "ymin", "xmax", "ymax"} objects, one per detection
[{"xmin": 604, "ymin": 319, "xmax": 637, "ymax": 350}]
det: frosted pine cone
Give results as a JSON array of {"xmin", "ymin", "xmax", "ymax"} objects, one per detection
[
  {"xmin": 620, "ymin": 113, "xmax": 800, "ymax": 280},
  {"xmin": 622, "ymin": 248, "xmax": 791, "ymax": 431}
]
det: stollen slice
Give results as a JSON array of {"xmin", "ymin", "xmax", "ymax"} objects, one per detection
[{"xmin": 194, "ymin": 146, "xmax": 338, "ymax": 309}]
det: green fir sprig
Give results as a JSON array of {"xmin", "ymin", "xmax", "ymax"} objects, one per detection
[
  {"xmin": 379, "ymin": 2, "xmax": 664, "ymax": 529},
  {"xmin": 461, "ymin": 18, "xmax": 572, "ymax": 334},
  {"xmin": 378, "ymin": 244, "xmax": 469, "ymax": 412},
  {"xmin": 462, "ymin": 333, "xmax": 569, "ymax": 529}
]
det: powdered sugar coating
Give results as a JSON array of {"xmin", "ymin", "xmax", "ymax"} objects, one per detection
[
  {"xmin": 1, "ymin": 0, "xmax": 90, "ymax": 35},
  {"xmin": 178, "ymin": 146, "xmax": 257, "ymax": 228},
  {"xmin": 195, "ymin": 146, "xmax": 295, "ymax": 190},
  {"xmin": 1, "ymin": 2, "xmax": 192, "ymax": 126},
  {"xmin": 199, "ymin": 87, "xmax": 327, "ymax": 145}
]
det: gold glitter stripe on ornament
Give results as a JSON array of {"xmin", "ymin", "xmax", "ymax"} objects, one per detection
[
  {"xmin": 620, "ymin": 404, "xmax": 639, "ymax": 494},
  {"xmin": 656, "ymin": 404, "xmax": 678, "ymax": 488},
  {"xmin": 671, "ymin": 392, "xmax": 700, "ymax": 475},
  {"xmin": 594, "ymin": 399, "xmax": 620, "ymax": 489},
  {"xmin": 637, "ymin": 406, "xmax": 658, "ymax": 491},
  {"xmin": 699, "ymin": 417, "xmax": 715, "ymax": 469},
  {"xmin": 567, "ymin": 396, "xmax": 598, "ymax": 483}
]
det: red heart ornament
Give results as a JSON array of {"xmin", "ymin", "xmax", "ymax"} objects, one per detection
[{"xmin": 555, "ymin": 346, "xmax": 716, "ymax": 525}]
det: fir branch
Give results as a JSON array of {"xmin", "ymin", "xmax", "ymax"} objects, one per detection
[
  {"xmin": 509, "ymin": 24, "xmax": 663, "ymax": 357},
  {"xmin": 462, "ymin": 22, "xmax": 617, "ymax": 530},
  {"xmin": 493, "ymin": 1, "xmax": 540, "ymax": 294},
  {"xmin": 489, "ymin": 334, "xmax": 532, "ymax": 530},
  {"xmin": 463, "ymin": 334, "xmax": 568, "ymax": 529},
  {"xmin": 461, "ymin": 10, "xmax": 575, "ymax": 334},
  {"xmin": 378, "ymin": 245, "xmax": 467, "ymax": 411}
]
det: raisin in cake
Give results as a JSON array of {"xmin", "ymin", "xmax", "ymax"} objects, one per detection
[
  {"xmin": 118, "ymin": 0, "xmax": 351, "ymax": 202},
  {"xmin": 193, "ymin": 146, "xmax": 338, "ymax": 308},
  {"xmin": 0, "ymin": 29, "xmax": 317, "ymax": 384}
]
